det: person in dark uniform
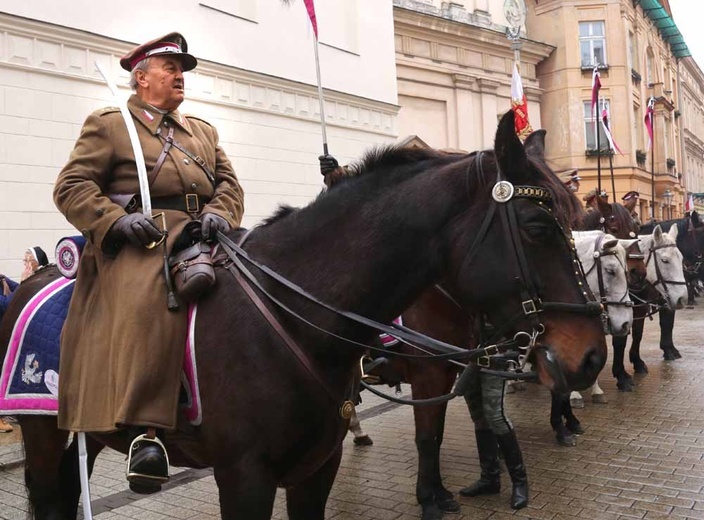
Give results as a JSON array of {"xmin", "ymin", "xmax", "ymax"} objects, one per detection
[{"xmin": 622, "ymin": 191, "xmax": 641, "ymax": 226}]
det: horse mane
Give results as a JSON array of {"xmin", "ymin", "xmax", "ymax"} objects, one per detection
[{"xmin": 260, "ymin": 205, "xmax": 298, "ymax": 227}]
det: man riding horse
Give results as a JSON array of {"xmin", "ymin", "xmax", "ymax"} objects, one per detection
[{"xmin": 53, "ymin": 32, "xmax": 244, "ymax": 494}]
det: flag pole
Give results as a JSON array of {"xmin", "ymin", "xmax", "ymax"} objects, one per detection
[
  {"xmin": 312, "ymin": 37, "xmax": 329, "ymax": 155},
  {"xmin": 594, "ymin": 68, "xmax": 602, "ymax": 195},
  {"xmin": 650, "ymin": 99, "xmax": 655, "ymax": 221}
]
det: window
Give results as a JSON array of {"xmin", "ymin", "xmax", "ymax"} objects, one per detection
[
  {"xmin": 579, "ymin": 21, "xmax": 606, "ymax": 67},
  {"xmin": 646, "ymin": 49, "xmax": 654, "ymax": 85},
  {"xmin": 584, "ymin": 99, "xmax": 610, "ymax": 151},
  {"xmin": 627, "ymin": 31, "xmax": 634, "ymax": 71}
]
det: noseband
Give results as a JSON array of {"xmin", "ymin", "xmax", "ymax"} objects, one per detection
[{"xmin": 645, "ymin": 241, "xmax": 687, "ymax": 302}]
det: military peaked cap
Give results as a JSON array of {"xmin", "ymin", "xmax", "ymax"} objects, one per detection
[
  {"xmin": 120, "ymin": 32, "xmax": 197, "ymax": 72},
  {"xmin": 622, "ymin": 190, "xmax": 639, "ymax": 201}
]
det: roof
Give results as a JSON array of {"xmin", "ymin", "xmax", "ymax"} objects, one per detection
[{"xmin": 636, "ymin": 0, "xmax": 691, "ymax": 59}]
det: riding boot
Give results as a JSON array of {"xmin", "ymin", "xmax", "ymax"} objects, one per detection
[
  {"xmin": 497, "ymin": 430, "xmax": 528, "ymax": 509},
  {"xmin": 126, "ymin": 427, "xmax": 169, "ymax": 494},
  {"xmin": 459, "ymin": 429, "xmax": 501, "ymax": 497}
]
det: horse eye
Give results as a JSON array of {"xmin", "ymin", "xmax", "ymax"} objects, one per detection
[
  {"xmin": 606, "ymin": 267, "xmax": 616, "ymax": 276},
  {"xmin": 661, "ymin": 257, "xmax": 670, "ymax": 264}
]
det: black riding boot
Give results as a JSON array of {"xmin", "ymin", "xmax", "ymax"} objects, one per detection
[
  {"xmin": 497, "ymin": 430, "xmax": 528, "ymax": 509},
  {"xmin": 126, "ymin": 427, "xmax": 169, "ymax": 494},
  {"xmin": 459, "ymin": 429, "xmax": 501, "ymax": 497}
]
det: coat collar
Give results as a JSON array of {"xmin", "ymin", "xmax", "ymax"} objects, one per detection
[{"xmin": 127, "ymin": 94, "xmax": 192, "ymax": 136}]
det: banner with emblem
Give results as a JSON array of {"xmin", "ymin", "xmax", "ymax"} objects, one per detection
[{"xmin": 511, "ymin": 63, "xmax": 532, "ymax": 141}]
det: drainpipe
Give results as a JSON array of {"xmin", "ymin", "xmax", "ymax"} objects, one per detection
[{"xmin": 677, "ymin": 58, "xmax": 687, "ymax": 213}]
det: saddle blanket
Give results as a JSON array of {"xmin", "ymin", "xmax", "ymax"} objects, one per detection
[
  {"xmin": 379, "ymin": 316, "xmax": 403, "ymax": 347},
  {"xmin": 0, "ymin": 279, "xmax": 203, "ymax": 425}
]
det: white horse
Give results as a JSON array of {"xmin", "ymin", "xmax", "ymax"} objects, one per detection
[{"xmin": 570, "ymin": 225, "xmax": 687, "ymax": 407}]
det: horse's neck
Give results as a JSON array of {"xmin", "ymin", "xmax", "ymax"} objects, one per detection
[{"xmin": 251, "ymin": 168, "xmax": 467, "ymax": 326}]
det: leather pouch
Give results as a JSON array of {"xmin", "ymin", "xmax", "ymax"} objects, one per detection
[{"xmin": 168, "ymin": 242, "xmax": 215, "ymax": 302}]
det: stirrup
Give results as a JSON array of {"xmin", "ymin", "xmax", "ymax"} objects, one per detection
[
  {"xmin": 360, "ymin": 355, "xmax": 387, "ymax": 385},
  {"xmin": 126, "ymin": 433, "xmax": 170, "ymax": 485}
]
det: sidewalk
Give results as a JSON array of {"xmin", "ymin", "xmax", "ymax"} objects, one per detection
[{"xmin": 0, "ymin": 424, "xmax": 23, "ymax": 471}]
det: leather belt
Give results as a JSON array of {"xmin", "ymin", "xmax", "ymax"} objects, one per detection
[{"xmin": 125, "ymin": 194, "xmax": 210, "ymax": 214}]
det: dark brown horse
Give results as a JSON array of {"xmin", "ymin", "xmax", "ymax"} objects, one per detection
[{"xmin": 0, "ymin": 112, "xmax": 607, "ymax": 520}]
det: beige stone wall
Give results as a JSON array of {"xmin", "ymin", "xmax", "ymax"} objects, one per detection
[
  {"xmin": 680, "ymin": 57, "xmax": 704, "ymax": 213},
  {"xmin": 393, "ymin": 1, "xmax": 552, "ymax": 151},
  {"xmin": 527, "ymin": 0, "xmax": 684, "ymax": 221},
  {"xmin": 0, "ymin": 12, "xmax": 398, "ymax": 279}
]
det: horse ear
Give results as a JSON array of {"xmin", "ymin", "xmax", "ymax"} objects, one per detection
[
  {"xmin": 623, "ymin": 197, "xmax": 638, "ymax": 212},
  {"xmin": 494, "ymin": 110, "xmax": 529, "ymax": 181},
  {"xmin": 603, "ymin": 238, "xmax": 619, "ymax": 251},
  {"xmin": 691, "ymin": 210, "xmax": 701, "ymax": 227},
  {"xmin": 618, "ymin": 238, "xmax": 639, "ymax": 250},
  {"xmin": 653, "ymin": 224, "xmax": 663, "ymax": 242},
  {"xmin": 668, "ymin": 223, "xmax": 679, "ymax": 241},
  {"xmin": 596, "ymin": 196, "xmax": 612, "ymax": 218},
  {"xmin": 523, "ymin": 130, "xmax": 547, "ymax": 160}
]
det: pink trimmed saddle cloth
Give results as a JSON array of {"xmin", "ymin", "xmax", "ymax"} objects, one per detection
[{"xmin": 0, "ymin": 285, "xmax": 203, "ymax": 426}]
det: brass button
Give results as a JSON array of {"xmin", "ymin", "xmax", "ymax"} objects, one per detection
[
  {"xmin": 95, "ymin": 208, "xmax": 105, "ymax": 217},
  {"xmin": 190, "ymin": 183, "xmax": 197, "ymax": 190},
  {"xmin": 81, "ymin": 229, "xmax": 90, "ymax": 239},
  {"xmin": 184, "ymin": 158, "xmax": 190, "ymax": 165}
]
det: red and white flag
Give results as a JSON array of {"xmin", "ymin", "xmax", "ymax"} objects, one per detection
[
  {"xmin": 601, "ymin": 108, "xmax": 622, "ymax": 154},
  {"xmin": 303, "ymin": 0, "xmax": 318, "ymax": 39},
  {"xmin": 591, "ymin": 65, "xmax": 601, "ymax": 117},
  {"xmin": 644, "ymin": 97, "xmax": 655, "ymax": 151},
  {"xmin": 511, "ymin": 63, "xmax": 533, "ymax": 140},
  {"xmin": 685, "ymin": 193, "xmax": 695, "ymax": 213}
]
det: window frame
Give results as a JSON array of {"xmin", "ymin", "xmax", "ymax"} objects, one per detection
[
  {"xmin": 579, "ymin": 21, "xmax": 607, "ymax": 67},
  {"xmin": 584, "ymin": 99, "xmax": 611, "ymax": 151}
]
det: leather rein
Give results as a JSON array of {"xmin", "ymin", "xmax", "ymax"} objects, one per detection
[{"xmin": 215, "ymin": 160, "xmax": 602, "ymax": 408}]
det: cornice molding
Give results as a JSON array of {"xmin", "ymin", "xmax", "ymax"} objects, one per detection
[{"xmin": 0, "ymin": 13, "xmax": 397, "ymax": 136}]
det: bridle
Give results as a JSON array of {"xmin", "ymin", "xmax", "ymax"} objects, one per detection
[
  {"xmin": 645, "ymin": 239, "xmax": 687, "ymax": 304},
  {"xmin": 215, "ymin": 152, "xmax": 602, "ymax": 407},
  {"xmin": 581, "ymin": 232, "xmax": 633, "ymax": 334}
]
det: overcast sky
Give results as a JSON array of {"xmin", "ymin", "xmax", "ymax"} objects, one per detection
[{"xmin": 669, "ymin": 0, "xmax": 704, "ymax": 71}]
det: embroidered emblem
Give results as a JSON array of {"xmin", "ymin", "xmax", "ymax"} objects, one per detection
[
  {"xmin": 492, "ymin": 181, "xmax": 515, "ymax": 203},
  {"xmin": 21, "ymin": 353, "xmax": 43, "ymax": 384},
  {"xmin": 44, "ymin": 370, "xmax": 59, "ymax": 396},
  {"xmin": 143, "ymin": 110, "xmax": 154, "ymax": 122}
]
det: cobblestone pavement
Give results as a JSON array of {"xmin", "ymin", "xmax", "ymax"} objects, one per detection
[{"xmin": 1, "ymin": 307, "xmax": 703, "ymax": 520}]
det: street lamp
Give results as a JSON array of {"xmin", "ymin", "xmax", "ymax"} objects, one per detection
[{"xmin": 662, "ymin": 188, "xmax": 673, "ymax": 220}]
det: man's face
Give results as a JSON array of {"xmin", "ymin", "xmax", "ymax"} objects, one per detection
[{"xmin": 136, "ymin": 56, "xmax": 185, "ymax": 111}]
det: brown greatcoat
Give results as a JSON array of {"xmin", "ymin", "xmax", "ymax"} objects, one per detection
[{"xmin": 54, "ymin": 94, "xmax": 244, "ymax": 432}]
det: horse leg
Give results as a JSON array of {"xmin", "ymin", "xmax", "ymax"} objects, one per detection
[
  {"xmin": 550, "ymin": 392, "xmax": 575, "ymax": 447},
  {"xmin": 415, "ymin": 402, "xmax": 459, "ymax": 520},
  {"xmin": 611, "ymin": 336, "xmax": 634, "ymax": 391},
  {"xmin": 287, "ymin": 445, "xmax": 343, "ymax": 520},
  {"xmin": 20, "ymin": 416, "xmax": 70, "ymax": 520},
  {"xmin": 568, "ymin": 390, "xmax": 584, "ymax": 409},
  {"xmin": 590, "ymin": 381, "xmax": 607, "ymax": 404},
  {"xmin": 58, "ymin": 434, "xmax": 105, "ymax": 520},
  {"xmin": 348, "ymin": 407, "xmax": 373, "ymax": 446},
  {"xmin": 629, "ymin": 318, "xmax": 648, "ymax": 374},
  {"xmin": 214, "ymin": 460, "xmax": 278, "ymax": 520},
  {"xmin": 659, "ymin": 309, "xmax": 681, "ymax": 359},
  {"xmin": 561, "ymin": 395, "xmax": 584, "ymax": 435}
]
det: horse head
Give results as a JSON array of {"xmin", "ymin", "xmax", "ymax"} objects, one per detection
[
  {"xmin": 450, "ymin": 111, "xmax": 606, "ymax": 392},
  {"xmin": 641, "ymin": 225, "xmax": 688, "ymax": 310},
  {"xmin": 573, "ymin": 231, "xmax": 634, "ymax": 337}
]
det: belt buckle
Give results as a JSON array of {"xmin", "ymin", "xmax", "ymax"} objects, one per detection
[{"xmin": 185, "ymin": 194, "xmax": 200, "ymax": 213}]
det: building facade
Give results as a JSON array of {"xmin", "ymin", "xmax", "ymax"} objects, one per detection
[
  {"xmin": 393, "ymin": 0, "xmax": 553, "ymax": 151},
  {"xmin": 526, "ymin": 0, "xmax": 687, "ymax": 222},
  {"xmin": 0, "ymin": 1, "xmax": 399, "ymax": 278},
  {"xmin": 679, "ymin": 56, "xmax": 704, "ymax": 213}
]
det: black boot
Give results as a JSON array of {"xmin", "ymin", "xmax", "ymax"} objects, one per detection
[
  {"xmin": 126, "ymin": 428, "xmax": 169, "ymax": 494},
  {"xmin": 497, "ymin": 430, "xmax": 528, "ymax": 509},
  {"xmin": 459, "ymin": 429, "xmax": 501, "ymax": 497}
]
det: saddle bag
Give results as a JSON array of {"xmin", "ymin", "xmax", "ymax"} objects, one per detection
[{"xmin": 168, "ymin": 239, "xmax": 216, "ymax": 302}]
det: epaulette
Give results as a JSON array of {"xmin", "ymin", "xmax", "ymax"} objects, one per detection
[
  {"xmin": 184, "ymin": 114, "xmax": 212, "ymax": 127},
  {"xmin": 97, "ymin": 107, "xmax": 120, "ymax": 116}
]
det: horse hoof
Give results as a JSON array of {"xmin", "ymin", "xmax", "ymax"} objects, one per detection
[
  {"xmin": 616, "ymin": 380, "xmax": 634, "ymax": 392},
  {"xmin": 570, "ymin": 397, "xmax": 585, "ymax": 409},
  {"xmin": 662, "ymin": 350, "xmax": 677, "ymax": 361},
  {"xmin": 566, "ymin": 421, "xmax": 585, "ymax": 435},
  {"xmin": 556, "ymin": 433, "xmax": 576, "ymax": 447},
  {"xmin": 420, "ymin": 503, "xmax": 443, "ymax": 520},
  {"xmin": 353, "ymin": 435, "xmax": 373, "ymax": 446},
  {"xmin": 633, "ymin": 362, "xmax": 649, "ymax": 375},
  {"xmin": 591, "ymin": 394, "xmax": 608, "ymax": 404},
  {"xmin": 671, "ymin": 346, "xmax": 682, "ymax": 359},
  {"xmin": 436, "ymin": 498, "xmax": 461, "ymax": 513}
]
